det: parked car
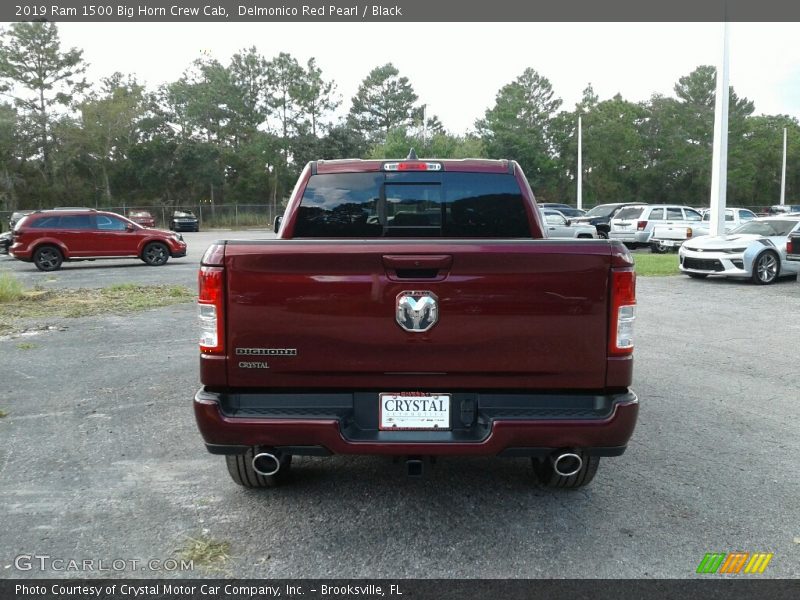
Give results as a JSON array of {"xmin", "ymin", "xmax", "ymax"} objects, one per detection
[
  {"xmin": 767, "ymin": 204, "xmax": 800, "ymax": 215},
  {"xmin": 9, "ymin": 210, "xmax": 33, "ymax": 230},
  {"xmin": 10, "ymin": 209, "xmax": 187, "ymax": 271},
  {"xmin": 542, "ymin": 209, "xmax": 597, "ymax": 238},
  {"xmin": 194, "ymin": 156, "xmax": 639, "ymax": 490},
  {"xmin": 0, "ymin": 231, "xmax": 11, "ymax": 254},
  {"xmin": 678, "ymin": 216, "xmax": 800, "ymax": 284},
  {"xmin": 610, "ymin": 204, "xmax": 702, "ymax": 247},
  {"xmin": 128, "ymin": 210, "xmax": 156, "ymax": 228},
  {"xmin": 170, "ymin": 210, "xmax": 200, "ymax": 232},
  {"xmin": 787, "ymin": 229, "xmax": 800, "ymax": 277},
  {"xmin": 539, "ymin": 203, "xmax": 586, "ymax": 218},
  {"xmin": 570, "ymin": 202, "xmax": 647, "ymax": 239},
  {"xmin": 690, "ymin": 208, "xmax": 757, "ymax": 237}
]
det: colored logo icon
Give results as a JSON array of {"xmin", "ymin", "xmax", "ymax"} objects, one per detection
[{"xmin": 696, "ymin": 552, "xmax": 773, "ymax": 574}]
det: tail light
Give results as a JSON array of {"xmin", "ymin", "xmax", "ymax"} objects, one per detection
[
  {"xmin": 609, "ymin": 268, "xmax": 636, "ymax": 356},
  {"xmin": 636, "ymin": 220, "xmax": 647, "ymax": 231},
  {"xmin": 198, "ymin": 266, "xmax": 224, "ymax": 354},
  {"xmin": 789, "ymin": 238, "xmax": 797, "ymax": 254}
]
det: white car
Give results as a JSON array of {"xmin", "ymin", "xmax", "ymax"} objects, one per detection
[
  {"xmin": 609, "ymin": 204, "xmax": 703, "ymax": 247},
  {"xmin": 691, "ymin": 207, "xmax": 758, "ymax": 236},
  {"xmin": 678, "ymin": 216, "xmax": 800, "ymax": 284},
  {"xmin": 542, "ymin": 209, "xmax": 597, "ymax": 239}
]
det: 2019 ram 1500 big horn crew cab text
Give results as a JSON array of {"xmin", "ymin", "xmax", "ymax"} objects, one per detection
[{"xmin": 194, "ymin": 156, "xmax": 638, "ymax": 489}]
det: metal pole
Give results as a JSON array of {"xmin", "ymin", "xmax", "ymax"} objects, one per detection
[
  {"xmin": 577, "ymin": 115, "xmax": 583, "ymax": 210},
  {"xmin": 709, "ymin": 21, "xmax": 730, "ymax": 237},
  {"xmin": 780, "ymin": 128, "xmax": 787, "ymax": 206}
]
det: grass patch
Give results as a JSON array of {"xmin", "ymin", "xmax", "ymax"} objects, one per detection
[
  {"xmin": 16, "ymin": 342, "xmax": 37, "ymax": 350},
  {"xmin": 0, "ymin": 409, "xmax": 7, "ymax": 418},
  {"xmin": 633, "ymin": 253, "xmax": 681, "ymax": 277},
  {"xmin": 0, "ymin": 273, "xmax": 25, "ymax": 303},
  {"xmin": 176, "ymin": 536, "xmax": 231, "ymax": 571},
  {"xmin": 0, "ymin": 283, "xmax": 195, "ymax": 334}
]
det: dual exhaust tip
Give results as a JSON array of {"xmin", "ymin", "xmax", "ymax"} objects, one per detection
[{"xmin": 252, "ymin": 449, "xmax": 583, "ymax": 478}]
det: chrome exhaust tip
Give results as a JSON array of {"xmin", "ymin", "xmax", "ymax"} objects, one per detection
[
  {"xmin": 553, "ymin": 452, "xmax": 583, "ymax": 477},
  {"xmin": 252, "ymin": 451, "xmax": 281, "ymax": 477}
]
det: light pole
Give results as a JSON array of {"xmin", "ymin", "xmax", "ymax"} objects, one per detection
[
  {"xmin": 577, "ymin": 115, "xmax": 583, "ymax": 210},
  {"xmin": 709, "ymin": 21, "xmax": 730, "ymax": 237},
  {"xmin": 780, "ymin": 128, "xmax": 787, "ymax": 206}
]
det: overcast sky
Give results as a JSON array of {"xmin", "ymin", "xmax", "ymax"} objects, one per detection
[{"xmin": 47, "ymin": 22, "xmax": 800, "ymax": 133}]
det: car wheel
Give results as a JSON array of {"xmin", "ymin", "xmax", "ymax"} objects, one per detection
[
  {"xmin": 532, "ymin": 451, "xmax": 599, "ymax": 489},
  {"xmin": 226, "ymin": 449, "xmax": 292, "ymax": 488},
  {"xmin": 33, "ymin": 245, "xmax": 63, "ymax": 272},
  {"xmin": 141, "ymin": 242, "xmax": 170, "ymax": 266},
  {"xmin": 751, "ymin": 251, "xmax": 780, "ymax": 285},
  {"xmin": 687, "ymin": 272, "xmax": 708, "ymax": 279},
  {"xmin": 650, "ymin": 241, "xmax": 670, "ymax": 254},
  {"xmin": 597, "ymin": 230, "xmax": 609, "ymax": 240}
]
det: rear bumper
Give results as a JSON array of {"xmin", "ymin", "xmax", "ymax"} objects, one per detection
[{"xmin": 194, "ymin": 387, "xmax": 639, "ymax": 456}]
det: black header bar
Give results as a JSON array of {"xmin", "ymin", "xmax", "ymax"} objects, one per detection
[{"xmin": 3, "ymin": 0, "xmax": 800, "ymax": 23}]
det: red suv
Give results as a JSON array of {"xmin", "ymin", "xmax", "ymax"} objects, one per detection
[{"xmin": 10, "ymin": 209, "xmax": 187, "ymax": 271}]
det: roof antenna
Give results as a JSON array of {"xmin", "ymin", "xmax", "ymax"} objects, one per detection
[{"xmin": 407, "ymin": 148, "xmax": 418, "ymax": 160}]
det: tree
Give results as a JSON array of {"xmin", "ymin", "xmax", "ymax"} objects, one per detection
[
  {"xmin": 349, "ymin": 63, "xmax": 419, "ymax": 142},
  {"xmin": 294, "ymin": 58, "xmax": 339, "ymax": 137},
  {"xmin": 476, "ymin": 67, "xmax": 562, "ymax": 197},
  {"xmin": 74, "ymin": 73, "xmax": 148, "ymax": 202},
  {"xmin": 0, "ymin": 22, "xmax": 87, "ymax": 184}
]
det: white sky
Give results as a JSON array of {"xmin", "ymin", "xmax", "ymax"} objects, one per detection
[{"xmin": 45, "ymin": 22, "xmax": 800, "ymax": 133}]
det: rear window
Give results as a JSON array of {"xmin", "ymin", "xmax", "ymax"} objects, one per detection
[
  {"xmin": 293, "ymin": 172, "xmax": 531, "ymax": 238},
  {"xmin": 614, "ymin": 207, "xmax": 645, "ymax": 220}
]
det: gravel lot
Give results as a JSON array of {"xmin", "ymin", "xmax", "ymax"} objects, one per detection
[{"xmin": 1, "ymin": 237, "xmax": 799, "ymax": 579}]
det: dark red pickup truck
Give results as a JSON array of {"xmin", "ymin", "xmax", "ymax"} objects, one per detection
[{"xmin": 194, "ymin": 156, "xmax": 638, "ymax": 489}]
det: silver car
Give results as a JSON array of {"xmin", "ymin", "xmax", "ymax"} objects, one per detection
[
  {"xmin": 678, "ymin": 216, "xmax": 800, "ymax": 284},
  {"xmin": 542, "ymin": 209, "xmax": 597, "ymax": 239},
  {"xmin": 610, "ymin": 204, "xmax": 703, "ymax": 246}
]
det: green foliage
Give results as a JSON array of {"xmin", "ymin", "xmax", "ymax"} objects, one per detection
[
  {"xmin": 476, "ymin": 68, "xmax": 563, "ymax": 199},
  {"xmin": 0, "ymin": 23, "xmax": 798, "ymax": 215},
  {"xmin": 0, "ymin": 272, "xmax": 24, "ymax": 303},
  {"xmin": 349, "ymin": 63, "xmax": 420, "ymax": 143}
]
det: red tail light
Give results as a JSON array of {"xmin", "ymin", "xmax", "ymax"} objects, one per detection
[
  {"xmin": 198, "ymin": 266, "xmax": 224, "ymax": 354},
  {"xmin": 789, "ymin": 238, "xmax": 797, "ymax": 254},
  {"xmin": 636, "ymin": 220, "xmax": 647, "ymax": 231},
  {"xmin": 609, "ymin": 268, "xmax": 636, "ymax": 356}
]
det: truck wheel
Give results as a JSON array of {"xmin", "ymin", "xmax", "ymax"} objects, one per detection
[
  {"xmin": 751, "ymin": 251, "xmax": 780, "ymax": 285},
  {"xmin": 650, "ymin": 241, "xmax": 669, "ymax": 254},
  {"xmin": 225, "ymin": 449, "xmax": 292, "ymax": 488},
  {"xmin": 142, "ymin": 242, "xmax": 170, "ymax": 266},
  {"xmin": 33, "ymin": 245, "xmax": 63, "ymax": 271},
  {"xmin": 532, "ymin": 452, "xmax": 599, "ymax": 489}
]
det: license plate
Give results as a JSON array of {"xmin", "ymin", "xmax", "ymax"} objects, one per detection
[{"xmin": 379, "ymin": 393, "xmax": 450, "ymax": 430}]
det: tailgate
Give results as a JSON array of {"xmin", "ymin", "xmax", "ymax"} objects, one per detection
[
  {"xmin": 652, "ymin": 225, "xmax": 690, "ymax": 241},
  {"xmin": 223, "ymin": 240, "xmax": 612, "ymax": 390}
]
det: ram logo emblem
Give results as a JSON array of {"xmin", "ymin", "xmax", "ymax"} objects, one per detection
[{"xmin": 396, "ymin": 291, "xmax": 438, "ymax": 332}]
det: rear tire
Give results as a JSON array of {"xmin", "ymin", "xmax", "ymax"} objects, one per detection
[
  {"xmin": 752, "ymin": 251, "xmax": 780, "ymax": 285},
  {"xmin": 141, "ymin": 242, "xmax": 169, "ymax": 266},
  {"xmin": 650, "ymin": 241, "xmax": 670, "ymax": 254},
  {"xmin": 532, "ymin": 451, "xmax": 599, "ymax": 489},
  {"xmin": 226, "ymin": 449, "xmax": 292, "ymax": 488},
  {"xmin": 33, "ymin": 245, "xmax": 63, "ymax": 271}
]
